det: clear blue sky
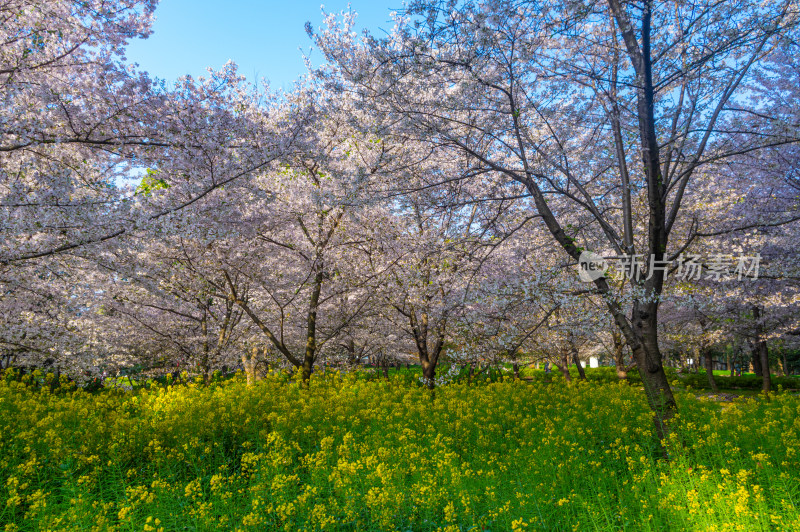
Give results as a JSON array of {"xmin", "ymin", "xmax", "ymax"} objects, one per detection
[{"xmin": 124, "ymin": 0, "xmax": 402, "ymax": 90}]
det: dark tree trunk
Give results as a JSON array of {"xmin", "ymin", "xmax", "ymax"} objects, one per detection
[
  {"xmin": 610, "ymin": 1, "xmax": 678, "ymax": 442},
  {"xmin": 627, "ymin": 301, "xmax": 677, "ymax": 442},
  {"xmin": 572, "ymin": 345, "xmax": 586, "ymax": 381},
  {"xmin": 568, "ymin": 333, "xmax": 586, "ymax": 380},
  {"xmin": 751, "ymin": 345, "xmax": 763, "ymax": 376},
  {"xmin": 758, "ymin": 341, "xmax": 771, "ymax": 393},
  {"xmin": 421, "ymin": 360, "xmax": 436, "ymax": 389},
  {"xmin": 200, "ymin": 312, "xmax": 211, "ymax": 385},
  {"xmin": 299, "ymin": 264, "xmax": 325, "ymax": 384},
  {"xmin": 49, "ymin": 366, "xmax": 60, "ymax": 392},
  {"xmin": 758, "ymin": 341, "xmax": 770, "ymax": 392},
  {"xmin": 702, "ymin": 348, "xmax": 718, "ymax": 393},
  {"xmin": 513, "ymin": 361, "xmax": 520, "ymax": 380},
  {"xmin": 556, "ymin": 352, "xmax": 572, "ymax": 382},
  {"xmin": 407, "ymin": 307, "xmax": 445, "ymax": 389},
  {"xmin": 752, "ymin": 306, "xmax": 771, "ymax": 393}
]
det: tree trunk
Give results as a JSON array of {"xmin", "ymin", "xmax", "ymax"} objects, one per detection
[
  {"xmin": 300, "ymin": 358, "xmax": 313, "ymax": 383},
  {"xmin": 242, "ymin": 347, "xmax": 258, "ymax": 387},
  {"xmin": 200, "ymin": 312, "xmax": 211, "ymax": 385},
  {"xmin": 702, "ymin": 348, "xmax": 718, "ymax": 393},
  {"xmin": 49, "ymin": 366, "xmax": 60, "ymax": 392},
  {"xmin": 758, "ymin": 342, "xmax": 770, "ymax": 391},
  {"xmin": 628, "ymin": 302, "xmax": 677, "ymax": 442},
  {"xmin": 758, "ymin": 341, "xmax": 771, "ymax": 393},
  {"xmin": 513, "ymin": 361, "xmax": 520, "ymax": 380},
  {"xmin": 421, "ymin": 360, "xmax": 436, "ymax": 389},
  {"xmin": 613, "ymin": 331, "xmax": 628, "ymax": 380},
  {"xmin": 408, "ymin": 308, "xmax": 445, "ymax": 389},
  {"xmin": 610, "ymin": 3, "xmax": 677, "ymax": 442},
  {"xmin": 556, "ymin": 352, "xmax": 572, "ymax": 382},
  {"xmin": 751, "ymin": 344, "xmax": 763, "ymax": 376},
  {"xmin": 571, "ymin": 345, "xmax": 586, "ymax": 380},
  {"xmin": 568, "ymin": 333, "xmax": 586, "ymax": 380},
  {"xmin": 752, "ymin": 305, "xmax": 771, "ymax": 393},
  {"xmin": 300, "ymin": 264, "xmax": 324, "ymax": 384}
]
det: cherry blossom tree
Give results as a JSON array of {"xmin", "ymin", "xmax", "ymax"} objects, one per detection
[
  {"xmin": 191, "ymin": 93, "xmax": 396, "ymax": 382},
  {"xmin": 98, "ymin": 235, "xmax": 254, "ymax": 383},
  {"xmin": 311, "ymin": 0, "xmax": 800, "ymax": 436},
  {"xmin": 1, "ymin": 1, "xmax": 305, "ymax": 378}
]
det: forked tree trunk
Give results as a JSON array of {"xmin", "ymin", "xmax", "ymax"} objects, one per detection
[
  {"xmin": 407, "ymin": 309, "xmax": 445, "ymax": 389},
  {"xmin": 556, "ymin": 352, "xmax": 572, "ymax": 382}
]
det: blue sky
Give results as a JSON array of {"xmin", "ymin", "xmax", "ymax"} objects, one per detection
[{"xmin": 124, "ymin": 0, "xmax": 402, "ymax": 90}]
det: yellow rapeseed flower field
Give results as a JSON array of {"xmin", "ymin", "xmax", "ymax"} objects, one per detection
[{"xmin": 0, "ymin": 371, "xmax": 798, "ymax": 530}]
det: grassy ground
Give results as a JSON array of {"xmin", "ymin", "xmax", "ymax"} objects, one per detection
[{"xmin": 1, "ymin": 371, "xmax": 799, "ymax": 531}]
